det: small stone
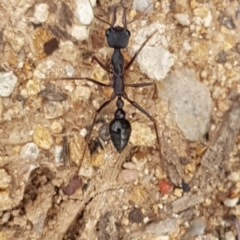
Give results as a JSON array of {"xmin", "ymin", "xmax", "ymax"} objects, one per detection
[
  {"xmin": 159, "ymin": 69, "xmax": 212, "ymax": 141},
  {"xmin": 158, "ymin": 180, "xmax": 173, "ymax": 194},
  {"xmin": 34, "ymin": 3, "xmax": 49, "ymax": 23},
  {"xmin": 0, "ymin": 72, "xmax": 17, "ymax": 97},
  {"xmin": 173, "ymin": 188, "xmax": 183, "ymax": 198},
  {"xmin": 74, "ymin": 0, "xmax": 95, "ymax": 25},
  {"xmin": 20, "ymin": 142, "xmax": 39, "ymax": 160},
  {"xmin": 183, "ymin": 217, "xmax": 207, "ymax": 238},
  {"xmin": 171, "ymin": 194, "xmax": 204, "ymax": 213},
  {"xmin": 128, "ymin": 185, "xmax": 148, "ymax": 205},
  {"xmin": 2, "ymin": 212, "xmax": 10, "ymax": 224},
  {"xmin": 60, "ymin": 41, "xmax": 78, "ymax": 62},
  {"xmin": 50, "ymin": 120, "xmax": 63, "ymax": 134},
  {"xmin": 0, "ymin": 169, "xmax": 11, "ymax": 190},
  {"xmin": 224, "ymin": 197, "xmax": 239, "ymax": 207},
  {"xmin": 70, "ymin": 25, "xmax": 89, "ymax": 41},
  {"xmin": 128, "ymin": 207, "xmax": 144, "ymax": 223},
  {"xmin": 33, "ymin": 125, "xmax": 53, "ymax": 150},
  {"xmin": 193, "ymin": 5, "xmax": 209, "ymax": 17},
  {"xmin": 117, "ymin": 169, "xmax": 139, "ymax": 184},
  {"xmin": 26, "ymin": 79, "xmax": 40, "ymax": 96},
  {"xmin": 174, "ymin": 13, "xmax": 190, "ymax": 26},
  {"xmin": 54, "ymin": 145, "xmax": 63, "ymax": 163},
  {"xmin": 131, "ymin": 23, "xmax": 173, "ymax": 81},
  {"xmin": 145, "ymin": 218, "xmax": 177, "ymax": 236},
  {"xmin": 43, "ymin": 101, "xmax": 64, "ymax": 119},
  {"xmin": 132, "ymin": 0, "xmax": 153, "ymax": 13},
  {"xmin": 203, "ymin": 10, "xmax": 212, "ymax": 27},
  {"xmin": 224, "ymin": 231, "xmax": 235, "ymax": 240},
  {"xmin": 227, "ymin": 172, "xmax": 240, "ymax": 182},
  {"xmin": 122, "ymin": 217, "xmax": 129, "ymax": 226},
  {"xmin": 80, "ymin": 128, "xmax": 88, "ymax": 138},
  {"xmin": 91, "ymin": 152, "xmax": 104, "ymax": 168},
  {"xmin": 44, "ymin": 38, "xmax": 59, "ymax": 56},
  {"xmin": 65, "ymin": 65, "xmax": 75, "ymax": 77},
  {"xmin": 136, "ymin": 45, "xmax": 174, "ymax": 81}
]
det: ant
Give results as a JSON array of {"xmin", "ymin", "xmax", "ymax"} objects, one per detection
[{"xmin": 46, "ymin": 2, "xmax": 164, "ymax": 177}]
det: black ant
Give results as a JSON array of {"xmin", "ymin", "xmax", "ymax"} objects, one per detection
[{"xmin": 45, "ymin": 3, "xmax": 164, "ymax": 176}]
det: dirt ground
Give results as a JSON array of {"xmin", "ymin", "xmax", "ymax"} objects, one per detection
[{"xmin": 0, "ymin": 0, "xmax": 240, "ymax": 239}]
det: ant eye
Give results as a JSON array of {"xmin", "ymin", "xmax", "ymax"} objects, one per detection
[
  {"xmin": 106, "ymin": 29, "xmax": 111, "ymax": 37},
  {"xmin": 125, "ymin": 30, "xmax": 131, "ymax": 37}
]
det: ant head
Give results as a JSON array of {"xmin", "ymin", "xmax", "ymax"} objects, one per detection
[
  {"xmin": 105, "ymin": 26, "xmax": 131, "ymax": 49},
  {"xmin": 105, "ymin": 6, "xmax": 131, "ymax": 49}
]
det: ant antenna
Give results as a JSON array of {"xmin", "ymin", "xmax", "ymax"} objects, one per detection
[
  {"xmin": 88, "ymin": 0, "xmax": 157, "ymax": 27},
  {"xmin": 127, "ymin": 0, "xmax": 157, "ymax": 25}
]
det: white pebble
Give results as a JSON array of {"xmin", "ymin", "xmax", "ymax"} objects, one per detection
[
  {"xmin": 132, "ymin": 0, "xmax": 153, "ymax": 13},
  {"xmin": 224, "ymin": 231, "xmax": 235, "ymax": 240},
  {"xmin": 34, "ymin": 3, "xmax": 49, "ymax": 23},
  {"xmin": 54, "ymin": 145, "xmax": 63, "ymax": 163},
  {"xmin": 2, "ymin": 212, "xmax": 11, "ymax": 223},
  {"xmin": 65, "ymin": 65, "xmax": 75, "ymax": 77},
  {"xmin": 70, "ymin": 25, "xmax": 89, "ymax": 41},
  {"xmin": 224, "ymin": 197, "xmax": 239, "ymax": 207},
  {"xmin": 227, "ymin": 172, "xmax": 240, "ymax": 182},
  {"xmin": 183, "ymin": 40, "xmax": 192, "ymax": 52},
  {"xmin": 0, "ymin": 72, "xmax": 17, "ymax": 97},
  {"xmin": 203, "ymin": 10, "xmax": 212, "ymax": 28},
  {"xmin": 75, "ymin": 0, "xmax": 94, "ymax": 25},
  {"xmin": 20, "ymin": 142, "xmax": 39, "ymax": 160},
  {"xmin": 80, "ymin": 128, "xmax": 88, "ymax": 138},
  {"xmin": 174, "ymin": 13, "xmax": 190, "ymax": 26}
]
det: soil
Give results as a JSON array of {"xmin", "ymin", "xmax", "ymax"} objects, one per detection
[{"xmin": 0, "ymin": 0, "xmax": 240, "ymax": 240}]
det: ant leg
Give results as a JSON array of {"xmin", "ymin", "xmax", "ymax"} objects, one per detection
[
  {"xmin": 75, "ymin": 93, "xmax": 116, "ymax": 174},
  {"xmin": 44, "ymin": 77, "xmax": 111, "ymax": 88},
  {"xmin": 123, "ymin": 93, "xmax": 164, "ymax": 172},
  {"xmin": 125, "ymin": 81, "xmax": 157, "ymax": 99},
  {"xmin": 125, "ymin": 31, "xmax": 157, "ymax": 71},
  {"xmin": 92, "ymin": 56, "xmax": 113, "ymax": 74}
]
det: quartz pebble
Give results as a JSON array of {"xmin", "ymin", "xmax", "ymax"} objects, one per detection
[
  {"xmin": 224, "ymin": 231, "xmax": 235, "ymax": 240},
  {"xmin": 131, "ymin": 23, "xmax": 173, "ymax": 81},
  {"xmin": 132, "ymin": 0, "xmax": 153, "ymax": 13},
  {"xmin": 174, "ymin": 13, "xmax": 191, "ymax": 26},
  {"xmin": 0, "ymin": 169, "xmax": 11, "ymax": 189},
  {"xmin": 70, "ymin": 25, "xmax": 89, "ymax": 41},
  {"xmin": 50, "ymin": 120, "xmax": 63, "ymax": 134},
  {"xmin": 20, "ymin": 142, "xmax": 39, "ymax": 160},
  {"xmin": 54, "ymin": 145, "xmax": 63, "ymax": 163},
  {"xmin": 33, "ymin": 3, "xmax": 49, "ymax": 23},
  {"xmin": 74, "ymin": 0, "xmax": 95, "ymax": 25},
  {"xmin": 223, "ymin": 197, "xmax": 239, "ymax": 207},
  {"xmin": 0, "ymin": 72, "xmax": 18, "ymax": 97},
  {"xmin": 160, "ymin": 69, "xmax": 212, "ymax": 141},
  {"xmin": 1, "ymin": 212, "xmax": 10, "ymax": 224},
  {"xmin": 33, "ymin": 125, "xmax": 53, "ymax": 150}
]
